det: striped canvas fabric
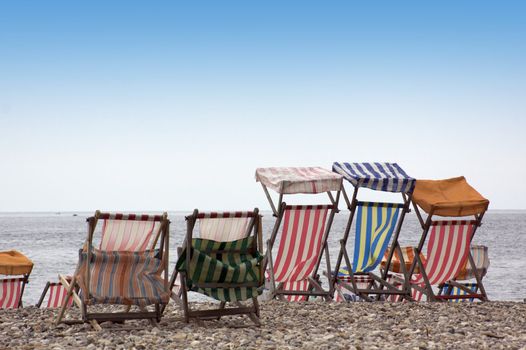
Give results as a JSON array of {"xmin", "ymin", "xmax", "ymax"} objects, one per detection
[
  {"xmin": 412, "ymin": 221, "xmax": 475, "ymax": 287},
  {"xmin": 455, "ymin": 245, "xmax": 489, "ymax": 280},
  {"xmin": 198, "ymin": 212, "xmax": 252, "ymax": 242},
  {"xmin": 441, "ymin": 283, "xmax": 478, "ymax": 302},
  {"xmin": 0, "ymin": 277, "xmax": 23, "ymax": 309},
  {"xmin": 99, "ymin": 219, "xmax": 159, "ymax": 252},
  {"xmin": 77, "ymin": 249, "xmax": 169, "ymax": 306},
  {"xmin": 352, "ymin": 202, "xmax": 401, "ymax": 273},
  {"xmin": 332, "ymin": 162, "xmax": 415, "ymax": 193},
  {"xmin": 283, "ymin": 281, "xmax": 309, "ymax": 302},
  {"xmin": 46, "ymin": 283, "xmax": 73, "ymax": 308},
  {"xmin": 176, "ymin": 236, "xmax": 263, "ymax": 302},
  {"xmin": 273, "ymin": 206, "xmax": 330, "ymax": 287},
  {"xmin": 255, "ymin": 167, "xmax": 342, "ymax": 194},
  {"xmin": 380, "ymin": 246, "xmax": 425, "ymax": 274}
]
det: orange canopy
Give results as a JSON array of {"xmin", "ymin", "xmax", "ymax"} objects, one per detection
[
  {"xmin": 0, "ymin": 250, "xmax": 33, "ymax": 275},
  {"xmin": 413, "ymin": 176, "xmax": 489, "ymax": 217}
]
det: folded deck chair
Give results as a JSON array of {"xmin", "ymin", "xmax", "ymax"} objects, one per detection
[
  {"xmin": 330, "ymin": 162, "xmax": 415, "ymax": 302},
  {"xmin": 0, "ymin": 250, "xmax": 33, "ymax": 309},
  {"xmin": 438, "ymin": 245, "xmax": 490, "ymax": 302},
  {"xmin": 175, "ymin": 209, "xmax": 264, "ymax": 324},
  {"xmin": 396, "ymin": 177, "xmax": 490, "ymax": 302},
  {"xmin": 36, "ymin": 277, "xmax": 74, "ymax": 308},
  {"xmin": 56, "ymin": 211, "xmax": 170, "ymax": 330},
  {"xmin": 256, "ymin": 166, "xmax": 343, "ymax": 301}
]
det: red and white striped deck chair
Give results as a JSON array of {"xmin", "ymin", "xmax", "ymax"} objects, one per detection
[
  {"xmin": 256, "ymin": 167, "xmax": 343, "ymax": 302},
  {"xmin": 0, "ymin": 250, "xmax": 33, "ymax": 309},
  {"xmin": 0, "ymin": 277, "xmax": 24, "ymax": 308},
  {"xmin": 409, "ymin": 221, "xmax": 476, "ymax": 301},
  {"xmin": 406, "ymin": 177, "xmax": 490, "ymax": 302},
  {"xmin": 269, "ymin": 205, "xmax": 331, "ymax": 301},
  {"xmin": 36, "ymin": 278, "xmax": 74, "ymax": 308}
]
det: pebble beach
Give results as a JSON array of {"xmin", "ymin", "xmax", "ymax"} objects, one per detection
[{"xmin": 1, "ymin": 301, "xmax": 525, "ymax": 349}]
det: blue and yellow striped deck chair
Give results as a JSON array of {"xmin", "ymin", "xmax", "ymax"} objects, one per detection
[
  {"xmin": 334, "ymin": 202, "xmax": 406, "ymax": 300},
  {"xmin": 331, "ymin": 162, "xmax": 415, "ymax": 302}
]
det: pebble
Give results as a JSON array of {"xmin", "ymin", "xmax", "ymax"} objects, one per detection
[{"xmin": 0, "ymin": 302, "xmax": 525, "ymax": 349}]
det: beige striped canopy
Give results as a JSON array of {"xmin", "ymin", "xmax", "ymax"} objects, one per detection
[{"xmin": 256, "ymin": 167, "xmax": 342, "ymax": 194}]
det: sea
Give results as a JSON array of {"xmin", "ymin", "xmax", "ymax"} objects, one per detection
[{"xmin": 1, "ymin": 210, "xmax": 524, "ymax": 305}]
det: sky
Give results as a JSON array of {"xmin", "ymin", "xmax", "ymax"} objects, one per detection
[{"xmin": 0, "ymin": 1, "xmax": 525, "ymax": 211}]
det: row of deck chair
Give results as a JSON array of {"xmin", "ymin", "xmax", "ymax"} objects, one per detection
[{"xmin": 1, "ymin": 163, "xmax": 491, "ymax": 331}]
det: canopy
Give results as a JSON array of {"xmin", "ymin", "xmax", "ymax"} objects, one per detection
[
  {"xmin": 413, "ymin": 176, "xmax": 489, "ymax": 217},
  {"xmin": 332, "ymin": 162, "xmax": 415, "ymax": 193},
  {"xmin": 255, "ymin": 167, "xmax": 342, "ymax": 194},
  {"xmin": 0, "ymin": 250, "xmax": 33, "ymax": 275}
]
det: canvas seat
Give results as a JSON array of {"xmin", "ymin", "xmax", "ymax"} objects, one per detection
[{"xmin": 36, "ymin": 276, "xmax": 74, "ymax": 308}]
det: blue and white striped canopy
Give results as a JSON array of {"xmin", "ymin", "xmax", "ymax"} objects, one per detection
[{"xmin": 332, "ymin": 162, "xmax": 415, "ymax": 193}]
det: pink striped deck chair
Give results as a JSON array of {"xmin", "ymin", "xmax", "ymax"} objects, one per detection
[
  {"xmin": 0, "ymin": 277, "xmax": 24, "ymax": 308},
  {"xmin": 37, "ymin": 278, "xmax": 74, "ymax": 308},
  {"xmin": 56, "ymin": 211, "xmax": 170, "ymax": 330},
  {"xmin": 256, "ymin": 167, "xmax": 343, "ymax": 302},
  {"xmin": 405, "ymin": 177, "xmax": 490, "ymax": 302},
  {"xmin": 409, "ymin": 221, "xmax": 477, "ymax": 301},
  {"xmin": 268, "ymin": 205, "xmax": 334, "ymax": 301},
  {"xmin": 0, "ymin": 250, "xmax": 33, "ymax": 309}
]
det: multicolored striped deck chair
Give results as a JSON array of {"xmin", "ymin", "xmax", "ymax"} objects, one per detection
[
  {"xmin": 0, "ymin": 250, "xmax": 33, "ymax": 309},
  {"xmin": 175, "ymin": 209, "xmax": 264, "ymax": 324},
  {"xmin": 56, "ymin": 211, "xmax": 170, "ymax": 330},
  {"xmin": 256, "ymin": 167, "xmax": 342, "ymax": 301},
  {"xmin": 330, "ymin": 162, "xmax": 415, "ymax": 302},
  {"xmin": 438, "ymin": 245, "xmax": 490, "ymax": 302},
  {"xmin": 402, "ymin": 177, "xmax": 490, "ymax": 301}
]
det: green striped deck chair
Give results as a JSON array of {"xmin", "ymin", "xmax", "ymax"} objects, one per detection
[
  {"xmin": 175, "ymin": 209, "xmax": 264, "ymax": 325},
  {"xmin": 56, "ymin": 211, "xmax": 171, "ymax": 331}
]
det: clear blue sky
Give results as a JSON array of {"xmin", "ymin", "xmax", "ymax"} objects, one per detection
[{"xmin": 1, "ymin": 1, "xmax": 525, "ymax": 211}]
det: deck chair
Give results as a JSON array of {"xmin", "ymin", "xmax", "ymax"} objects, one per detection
[
  {"xmin": 438, "ymin": 245, "xmax": 490, "ymax": 302},
  {"xmin": 398, "ymin": 177, "xmax": 490, "ymax": 301},
  {"xmin": 330, "ymin": 162, "xmax": 415, "ymax": 302},
  {"xmin": 0, "ymin": 250, "xmax": 33, "ymax": 309},
  {"xmin": 36, "ymin": 277, "xmax": 74, "ymax": 308},
  {"xmin": 270, "ymin": 204, "xmax": 333, "ymax": 301},
  {"xmin": 56, "ymin": 211, "xmax": 170, "ymax": 330},
  {"xmin": 175, "ymin": 209, "xmax": 264, "ymax": 324},
  {"xmin": 256, "ymin": 167, "xmax": 343, "ymax": 301}
]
